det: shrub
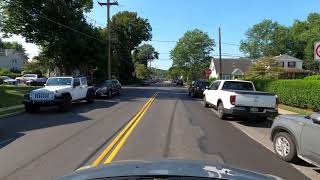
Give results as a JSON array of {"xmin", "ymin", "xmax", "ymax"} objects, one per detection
[
  {"xmin": 251, "ymin": 79, "xmax": 320, "ymax": 111},
  {"xmin": 208, "ymin": 77, "xmax": 216, "ymax": 84},
  {"xmin": 304, "ymin": 75, "xmax": 320, "ymax": 80}
]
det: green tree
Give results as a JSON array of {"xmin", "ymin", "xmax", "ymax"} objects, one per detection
[
  {"xmin": 167, "ymin": 66, "xmax": 182, "ymax": 80},
  {"xmin": 245, "ymin": 57, "xmax": 284, "ymax": 79},
  {"xmin": 0, "ymin": 40, "xmax": 25, "ymax": 53},
  {"xmin": 132, "ymin": 44, "xmax": 159, "ymax": 67},
  {"xmin": 109, "ymin": 11, "xmax": 152, "ymax": 80},
  {"xmin": 170, "ymin": 29, "xmax": 214, "ymax": 82},
  {"xmin": 135, "ymin": 63, "xmax": 150, "ymax": 79},
  {"xmin": 240, "ymin": 19, "xmax": 290, "ymax": 59}
]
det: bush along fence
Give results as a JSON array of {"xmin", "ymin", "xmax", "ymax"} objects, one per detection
[{"xmin": 251, "ymin": 79, "xmax": 320, "ymax": 111}]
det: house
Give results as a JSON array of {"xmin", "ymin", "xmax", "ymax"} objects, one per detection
[
  {"xmin": 0, "ymin": 48, "xmax": 28, "ymax": 71},
  {"xmin": 273, "ymin": 54, "xmax": 307, "ymax": 78},
  {"xmin": 209, "ymin": 58, "xmax": 252, "ymax": 80}
]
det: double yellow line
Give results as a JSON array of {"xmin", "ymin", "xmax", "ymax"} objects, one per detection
[{"xmin": 91, "ymin": 92, "xmax": 158, "ymax": 166}]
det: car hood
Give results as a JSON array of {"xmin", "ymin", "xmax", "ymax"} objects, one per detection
[
  {"xmin": 33, "ymin": 86, "xmax": 71, "ymax": 92},
  {"xmin": 4, "ymin": 79, "xmax": 16, "ymax": 82},
  {"xmin": 56, "ymin": 160, "xmax": 282, "ymax": 180}
]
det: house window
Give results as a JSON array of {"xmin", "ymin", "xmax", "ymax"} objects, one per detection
[
  {"xmin": 288, "ymin": 62, "xmax": 296, "ymax": 68},
  {"xmin": 221, "ymin": 75, "xmax": 231, "ymax": 80}
]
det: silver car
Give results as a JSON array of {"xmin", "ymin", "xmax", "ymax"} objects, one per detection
[{"xmin": 270, "ymin": 113, "xmax": 320, "ymax": 167}]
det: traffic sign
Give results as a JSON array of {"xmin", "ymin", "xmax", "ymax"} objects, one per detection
[{"xmin": 314, "ymin": 42, "xmax": 320, "ymax": 61}]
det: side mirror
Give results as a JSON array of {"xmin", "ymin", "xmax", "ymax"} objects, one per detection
[
  {"xmin": 310, "ymin": 113, "xmax": 320, "ymax": 124},
  {"xmin": 205, "ymin": 86, "xmax": 209, "ymax": 89}
]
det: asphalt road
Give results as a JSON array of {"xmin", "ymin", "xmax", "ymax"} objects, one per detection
[{"xmin": 0, "ymin": 83, "xmax": 309, "ymax": 180}]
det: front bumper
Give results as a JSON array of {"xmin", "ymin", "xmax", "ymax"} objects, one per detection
[
  {"xmin": 22, "ymin": 99, "xmax": 65, "ymax": 107},
  {"xmin": 224, "ymin": 106, "xmax": 279, "ymax": 118}
]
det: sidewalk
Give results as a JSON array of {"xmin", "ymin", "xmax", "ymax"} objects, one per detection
[{"xmin": 278, "ymin": 108, "xmax": 299, "ymax": 115}]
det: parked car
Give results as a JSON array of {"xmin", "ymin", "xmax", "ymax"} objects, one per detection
[
  {"xmin": 0, "ymin": 76, "xmax": 18, "ymax": 85},
  {"xmin": 26, "ymin": 75, "xmax": 48, "ymax": 86},
  {"xmin": 22, "ymin": 76, "xmax": 95, "ymax": 112},
  {"xmin": 203, "ymin": 80, "xmax": 279, "ymax": 120},
  {"xmin": 270, "ymin": 113, "xmax": 320, "ymax": 167},
  {"xmin": 15, "ymin": 74, "xmax": 41, "ymax": 84},
  {"xmin": 141, "ymin": 79, "xmax": 151, "ymax": 86},
  {"xmin": 188, "ymin": 80, "xmax": 209, "ymax": 98},
  {"xmin": 176, "ymin": 79, "xmax": 183, "ymax": 86},
  {"xmin": 94, "ymin": 79, "xmax": 122, "ymax": 97}
]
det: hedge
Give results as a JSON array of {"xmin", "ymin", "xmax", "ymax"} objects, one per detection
[
  {"xmin": 304, "ymin": 75, "xmax": 320, "ymax": 80},
  {"xmin": 251, "ymin": 79, "xmax": 320, "ymax": 111}
]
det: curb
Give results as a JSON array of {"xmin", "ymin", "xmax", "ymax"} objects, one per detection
[{"xmin": 0, "ymin": 109, "xmax": 25, "ymax": 119}]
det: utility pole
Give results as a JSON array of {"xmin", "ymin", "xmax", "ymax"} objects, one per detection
[
  {"xmin": 218, "ymin": 27, "xmax": 222, "ymax": 80},
  {"xmin": 98, "ymin": 0, "xmax": 118, "ymax": 79}
]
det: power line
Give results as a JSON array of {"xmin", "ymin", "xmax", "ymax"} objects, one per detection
[{"xmin": 150, "ymin": 40, "xmax": 241, "ymax": 46}]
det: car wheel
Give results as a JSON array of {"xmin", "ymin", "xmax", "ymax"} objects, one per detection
[
  {"xmin": 59, "ymin": 96, "xmax": 71, "ymax": 112},
  {"xmin": 217, "ymin": 102, "xmax": 226, "ymax": 120},
  {"xmin": 203, "ymin": 96, "xmax": 209, "ymax": 108},
  {"xmin": 86, "ymin": 94, "xmax": 95, "ymax": 104},
  {"xmin": 191, "ymin": 91, "xmax": 196, "ymax": 98},
  {"xmin": 273, "ymin": 132, "xmax": 299, "ymax": 162},
  {"xmin": 116, "ymin": 89, "xmax": 121, "ymax": 96},
  {"xmin": 25, "ymin": 104, "xmax": 39, "ymax": 113}
]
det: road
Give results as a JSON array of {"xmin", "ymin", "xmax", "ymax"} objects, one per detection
[{"xmin": 0, "ymin": 83, "xmax": 311, "ymax": 180}]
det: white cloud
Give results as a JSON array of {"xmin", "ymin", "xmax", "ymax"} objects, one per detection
[{"xmin": 1, "ymin": 34, "xmax": 40, "ymax": 60}]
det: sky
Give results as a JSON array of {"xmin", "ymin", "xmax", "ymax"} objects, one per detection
[{"xmin": 2, "ymin": 0, "xmax": 319, "ymax": 70}]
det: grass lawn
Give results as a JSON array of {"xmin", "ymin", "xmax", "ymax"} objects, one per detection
[
  {"xmin": 0, "ymin": 85, "xmax": 39, "ymax": 108},
  {"xmin": 279, "ymin": 104, "xmax": 314, "ymax": 115}
]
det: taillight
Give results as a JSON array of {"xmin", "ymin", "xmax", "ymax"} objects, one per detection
[
  {"xmin": 230, "ymin": 95, "xmax": 236, "ymax": 105},
  {"xmin": 276, "ymin": 97, "xmax": 280, "ymax": 108}
]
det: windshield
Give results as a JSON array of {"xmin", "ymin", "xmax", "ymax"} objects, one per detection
[
  {"xmin": 46, "ymin": 78, "xmax": 72, "ymax": 86},
  {"xmin": 1, "ymin": 1, "xmax": 315, "ymax": 180},
  {"xmin": 222, "ymin": 81, "xmax": 254, "ymax": 91}
]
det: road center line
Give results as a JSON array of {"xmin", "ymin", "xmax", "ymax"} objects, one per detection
[{"xmin": 90, "ymin": 92, "xmax": 158, "ymax": 167}]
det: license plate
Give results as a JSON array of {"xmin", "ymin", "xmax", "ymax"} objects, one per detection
[{"xmin": 250, "ymin": 107, "xmax": 259, "ymax": 112}]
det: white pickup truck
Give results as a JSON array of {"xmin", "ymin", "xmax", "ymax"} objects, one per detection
[
  {"xmin": 203, "ymin": 80, "xmax": 279, "ymax": 120},
  {"xmin": 23, "ymin": 76, "xmax": 95, "ymax": 112}
]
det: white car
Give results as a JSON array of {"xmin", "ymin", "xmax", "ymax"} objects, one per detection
[
  {"xmin": 23, "ymin": 76, "xmax": 95, "ymax": 112},
  {"xmin": 203, "ymin": 80, "xmax": 279, "ymax": 120},
  {"xmin": 15, "ymin": 74, "xmax": 40, "ymax": 83},
  {"xmin": 1, "ymin": 76, "xmax": 18, "ymax": 85}
]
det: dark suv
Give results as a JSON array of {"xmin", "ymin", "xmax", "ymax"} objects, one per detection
[
  {"xmin": 188, "ymin": 80, "xmax": 209, "ymax": 98},
  {"xmin": 94, "ymin": 79, "xmax": 122, "ymax": 98}
]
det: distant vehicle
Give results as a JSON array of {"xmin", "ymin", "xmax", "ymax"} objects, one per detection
[
  {"xmin": 94, "ymin": 79, "xmax": 121, "ymax": 98},
  {"xmin": 176, "ymin": 79, "xmax": 183, "ymax": 86},
  {"xmin": 271, "ymin": 113, "xmax": 320, "ymax": 167},
  {"xmin": 15, "ymin": 74, "xmax": 41, "ymax": 84},
  {"xmin": 0, "ymin": 76, "xmax": 18, "ymax": 85},
  {"xmin": 203, "ymin": 80, "xmax": 279, "ymax": 120},
  {"xmin": 188, "ymin": 80, "xmax": 209, "ymax": 98},
  {"xmin": 141, "ymin": 79, "xmax": 151, "ymax": 86},
  {"xmin": 26, "ymin": 75, "xmax": 47, "ymax": 86},
  {"xmin": 55, "ymin": 160, "xmax": 281, "ymax": 180},
  {"xmin": 22, "ymin": 76, "xmax": 95, "ymax": 112}
]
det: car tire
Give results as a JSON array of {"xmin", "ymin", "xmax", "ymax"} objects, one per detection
[
  {"xmin": 59, "ymin": 96, "xmax": 71, "ymax": 112},
  {"xmin": 217, "ymin": 102, "xmax": 226, "ymax": 120},
  {"xmin": 86, "ymin": 94, "xmax": 95, "ymax": 104},
  {"xmin": 203, "ymin": 96, "xmax": 209, "ymax": 108},
  {"xmin": 116, "ymin": 89, "xmax": 121, "ymax": 96},
  {"xmin": 191, "ymin": 91, "xmax": 196, "ymax": 98},
  {"xmin": 273, "ymin": 132, "xmax": 299, "ymax": 162},
  {"xmin": 25, "ymin": 104, "xmax": 39, "ymax": 113}
]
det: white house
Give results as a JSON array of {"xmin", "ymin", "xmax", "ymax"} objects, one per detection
[
  {"xmin": 209, "ymin": 58, "xmax": 252, "ymax": 80},
  {"xmin": 273, "ymin": 54, "xmax": 303, "ymax": 69},
  {"xmin": 0, "ymin": 48, "xmax": 28, "ymax": 71}
]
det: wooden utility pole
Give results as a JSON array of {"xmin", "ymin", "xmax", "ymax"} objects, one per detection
[
  {"xmin": 98, "ymin": 0, "xmax": 118, "ymax": 79},
  {"xmin": 218, "ymin": 27, "xmax": 222, "ymax": 80}
]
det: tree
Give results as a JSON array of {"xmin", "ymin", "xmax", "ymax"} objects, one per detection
[
  {"xmin": 132, "ymin": 44, "xmax": 158, "ymax": 67},
  {"xmin": 167, "ymin": 66, "xmax": 183, "ymax": 80},
  {"xmin": 0, "ymin": 40, "xmax": 25, "ymax": 53},
  {"xmin": 109, "ymin": 11, "xmax": 152, "ymax": 80},
  {"xmin": 170, "ymin": 29, "xmax": 214, "ymax": 82},
  {"xmin": 240, "ymin": 19, "xmax": 290, "ymax": 59},
  {"xmin": 135, "ymin": 63, "xmax": 150, "ymax": 79},
  {"xmin": 245, "ymin": 57, "xmax": 284, "ymax": 79}
]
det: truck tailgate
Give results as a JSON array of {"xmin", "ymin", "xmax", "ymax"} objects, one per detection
[{"xmin": 235, "ymin": 91, "xmax": 276, "ymax": 108}]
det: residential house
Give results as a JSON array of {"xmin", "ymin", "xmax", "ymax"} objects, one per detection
[
  {"xmin": 209, "ymin": 58, "xmax": 252, "ymax": 80},
  {"xmin": 0, "ymin": 48, "xmax": 28, "ymax": 71},
  {"xmin": 273, "ymin": 54, "xmax": 306, "ymax": 78}
]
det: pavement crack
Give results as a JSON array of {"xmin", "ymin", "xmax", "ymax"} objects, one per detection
[{"xmin": 163, "ymin": 99, "xmax": 178, "ymax": 158}]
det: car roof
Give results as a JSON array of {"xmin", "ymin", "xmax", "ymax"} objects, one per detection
[{"xmin": 218, "ymin": 80, "xmax": 252, "ymax": 83}]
